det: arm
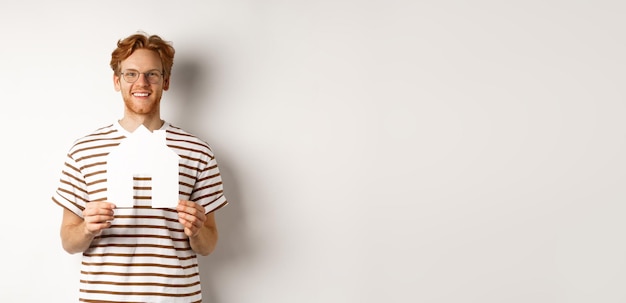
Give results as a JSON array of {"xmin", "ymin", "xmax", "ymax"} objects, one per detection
[
  {"xmin": 60, "ymin": 202, "xmax": 116, "ymax": 254},
  {"xmin": 177, "ymin": 200, "xmax": 219, "ymax": 256}
]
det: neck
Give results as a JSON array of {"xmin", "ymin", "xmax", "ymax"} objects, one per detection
[{"xmin": 119, "ymin": 115, "xmax": 164, "ymax": 132}]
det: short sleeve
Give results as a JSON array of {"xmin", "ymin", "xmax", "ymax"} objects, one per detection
[
  {"xmin": 51, "ymin": 151, "xmax": 89, "ymax": 217},
  {"xmin": 190, "ymin": 151, "xmax": 228, "ymax": 214}
]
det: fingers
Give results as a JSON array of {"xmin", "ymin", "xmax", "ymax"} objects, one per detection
[
  {"xmin": 177, "ymin": 201, "xmax": 206, "ymax": 221},
  {"xmin": 177, "ymin": 200, "xmax": 206, "ymax": 237},
  {"xmin": 84, "ymin": 201, "xmax": 116, "ymax": 213},
  {"xmin": 82, "ymin": 202, "xmax": 116, "ymax": 235},
  {"xmin": 84, "ymin": 203, "xmax": 115, "ymax": 222}
]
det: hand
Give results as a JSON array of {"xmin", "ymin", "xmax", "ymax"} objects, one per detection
[
  {"xmin": 177, "ymin": 200, "xmax": 206, "ymax": 237},
  {"xmin": 82, "ymin": 201, "xmax": 116, "ymax": 236}
]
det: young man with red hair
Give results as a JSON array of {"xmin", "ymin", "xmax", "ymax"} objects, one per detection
[{"xmin": 52, "ymin": 32, "xmax": 228, "ymax": 302}]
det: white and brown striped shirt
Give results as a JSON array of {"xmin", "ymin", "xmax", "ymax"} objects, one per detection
[{"xmin": 52, "ymin": 121, "xmax": 227, "ymax": 303}]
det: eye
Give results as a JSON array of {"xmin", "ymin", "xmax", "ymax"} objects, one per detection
[
  {"xmin": 148, "ymin": 72, "xmax": 160, "ymax": 78},
  {"xmin": 125, "ymin": 71, "xmax": 138, "ymax": 78}
]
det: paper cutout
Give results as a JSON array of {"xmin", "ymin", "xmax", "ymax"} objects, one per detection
[{"xmin": 107, "ymin": 125, "xmax": 181, "ymax": 208}]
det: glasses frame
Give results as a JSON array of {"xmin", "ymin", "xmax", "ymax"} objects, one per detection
[{"xmin": 119, "ymin": 69, "xmax": 165, "ymax": 84}]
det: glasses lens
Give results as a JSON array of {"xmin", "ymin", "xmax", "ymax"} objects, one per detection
[
  {"xmin": 147, "ymin": 72, "xmax": 161, "ymax": 83},
  {"xmin": 123, "ymin": 71, "xmax": 139, "ymax": 83}
]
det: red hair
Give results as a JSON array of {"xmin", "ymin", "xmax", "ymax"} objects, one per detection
[{"xmin": 110, "ymin": 32, "xmax": 175, "ymax": 77}]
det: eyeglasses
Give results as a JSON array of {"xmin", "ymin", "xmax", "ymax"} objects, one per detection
[{"xmin": 120, "ymin": 69, "xmax": 164, "ymax": 84}]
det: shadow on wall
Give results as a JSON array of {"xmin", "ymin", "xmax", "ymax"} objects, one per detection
[
  {"xmin": 169, "ymin": 56, "xmax": 205, "ymax": 123},
  {"xmin": 169, "ymin": 54, "xmax": 252, "ymax": 303}
]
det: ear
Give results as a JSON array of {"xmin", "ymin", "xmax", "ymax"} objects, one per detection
[
  {"xmin": 163, "ymin": 76, "xmax": 170, "ymax": 91},
  {"xmin": 113, "ymin": 73, "xmax": 121, "ymax": 91}
]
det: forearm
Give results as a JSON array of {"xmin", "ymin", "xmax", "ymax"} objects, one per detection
[
  {"xmin": 189, "ymin": 224, "xmax": 218, "ymax": 256},
  {"xmin": 60, "ymin": 203, "xmax": 115, "ymax": 254},
  {"xmin": 60, "ymin": 221, "xmax": 96, "ymax": 254}
]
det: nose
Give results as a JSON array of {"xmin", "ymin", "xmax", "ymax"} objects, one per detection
[{"xmin": 135, "ymin": 73, "xmax": 150, "ymax": 85}]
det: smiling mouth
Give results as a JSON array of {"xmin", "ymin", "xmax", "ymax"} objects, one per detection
[{"xmin": 132, "ymin": 92, "xmax": 150, "ymax": 97}]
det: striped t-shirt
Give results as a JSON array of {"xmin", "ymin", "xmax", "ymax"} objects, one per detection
[{"xmin": 52, "ymin": 121, "xmax": 227, "ymax": 303}]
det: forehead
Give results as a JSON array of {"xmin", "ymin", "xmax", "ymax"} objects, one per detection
[{"xmin": 120, "ymin": 49, "xmax": 163, "ymax": 71}]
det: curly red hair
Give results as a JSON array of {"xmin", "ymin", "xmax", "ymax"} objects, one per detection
[{"xmin": 110, "ymin": 32, "xmax": 175, "ymax": 78}]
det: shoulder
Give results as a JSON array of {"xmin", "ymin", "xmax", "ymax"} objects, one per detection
[
  {"xmin": 67, "ymin": 123, "xmax": 123, "ymax": 155},
  {"xmin": 165, "ymin": 124, "xmax": 215, "ymax": 157}
]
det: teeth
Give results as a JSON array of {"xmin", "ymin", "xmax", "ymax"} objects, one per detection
[{"xmin": 133, "ymin": 93, "xmax": 149, "ymax": 97}]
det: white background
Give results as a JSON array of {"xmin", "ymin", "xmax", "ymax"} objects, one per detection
[{"xmin": 1, "ymin": 1, "xmax": 625, "ymax": 302}]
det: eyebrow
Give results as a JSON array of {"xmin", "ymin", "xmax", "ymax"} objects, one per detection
[{"xmin": 122, "ymin": 68, "xmax": 163, "ymax": 72}]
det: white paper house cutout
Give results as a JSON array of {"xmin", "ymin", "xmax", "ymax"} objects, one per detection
[{"xmin": 106, "ymin": 125, "xmax": 181, "ymax": 208}]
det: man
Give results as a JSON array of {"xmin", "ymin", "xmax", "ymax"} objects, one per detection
[{"xmin": 52, "ymin": 32, "xmax": 228, "ymax": 302}]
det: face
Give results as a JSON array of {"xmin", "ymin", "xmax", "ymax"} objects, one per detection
[{"xmin": 113, "ymin": 49, "xmax": 170, "ymax": 117}]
